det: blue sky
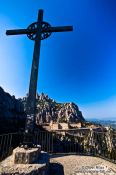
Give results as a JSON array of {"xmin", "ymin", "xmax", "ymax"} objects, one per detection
[{"xmin": 0, "ymin": 0, "xmax": 116, "ymax": 119}]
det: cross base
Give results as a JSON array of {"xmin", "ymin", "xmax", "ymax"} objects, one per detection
[{"xmin": 13, "ymin": 147, "xmax": 41, "ymax": 164}]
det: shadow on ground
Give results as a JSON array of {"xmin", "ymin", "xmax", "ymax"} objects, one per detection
[
  {"xmin": 49, "ymin": 162, "xmax": 64, "ymax": 175},
  {"xmin": 50, "ymin": 153, "xmax": 89, "ymax": 159},
  {"xmin": 50, "ymin": 153, "xmax": 77, "ymax": 159}
]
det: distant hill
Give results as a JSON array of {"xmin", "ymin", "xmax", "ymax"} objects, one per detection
[{"xmin": 87, "ymin": 118, "xmax": 116, "ymax": 129}]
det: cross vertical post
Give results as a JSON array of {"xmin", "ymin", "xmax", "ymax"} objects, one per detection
[{"xmin": 23, "ymin": 10, "xmax": 43, "ymax": 146}]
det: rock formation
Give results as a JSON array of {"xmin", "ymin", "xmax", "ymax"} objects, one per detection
[
  {"xmin": 0, "ymin": 87, "xmax": 26, "ymax": 134},
  {"xmin": 0, "ymin": 87, "xmax": 85, "ymax": 133},
  {"xmin": 22, "ymin": 92, "xmax": 85, "ymax": 124}
]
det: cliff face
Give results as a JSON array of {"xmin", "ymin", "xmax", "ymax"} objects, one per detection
[
  {"xmin": 22, "ymin": 93, "xmax": 85, "ymax": 124},
  {"xmin": 0, "ymin": 87, "xmax": 26, "ymax": 134}
]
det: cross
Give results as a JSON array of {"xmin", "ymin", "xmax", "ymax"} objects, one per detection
[{"xmin": 6, "ymin": 9, "xmax": 73, "ymax": 147}]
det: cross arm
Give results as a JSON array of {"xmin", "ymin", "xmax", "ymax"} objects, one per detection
[{"xmin": 6, "ymin": 26, "xmax": 73, "ymax": 36}]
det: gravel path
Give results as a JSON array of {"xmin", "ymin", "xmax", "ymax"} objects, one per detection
[{"xmin": 50, "ymin": 154, "xmax": 116, "ymax": 175}]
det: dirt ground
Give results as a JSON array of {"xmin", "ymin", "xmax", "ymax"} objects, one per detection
[{"xmin": 50, "ymin": 154, "xmax": 116, "ymax": 175}]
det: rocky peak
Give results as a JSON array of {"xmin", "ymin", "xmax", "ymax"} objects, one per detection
[{"xmin": 22, "ymin": 93, "xmax": 85, "ymax": 124}]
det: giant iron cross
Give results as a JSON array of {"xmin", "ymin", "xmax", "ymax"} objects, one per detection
[{"xmin": 6, "ymin": 9, "xmax": 73, "ymax": 147}]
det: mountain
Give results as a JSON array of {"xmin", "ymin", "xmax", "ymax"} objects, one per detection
[{"xmin": 22, "ymin": 93, "xmax": 85, "ymax": 124}]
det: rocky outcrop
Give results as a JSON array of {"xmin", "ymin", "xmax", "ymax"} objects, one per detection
[
  {"xmin": 22, "ymin": 93, "xmax": 85, "ymax": 124},
  {"xmin": 0, "ymin": 87, "xmax": 26, "ymax": 134}
]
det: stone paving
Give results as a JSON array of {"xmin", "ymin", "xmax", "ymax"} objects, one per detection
[{"xmin": 50, "ymin": 154, "xmax": 116, "ymax": 175}]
